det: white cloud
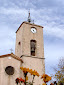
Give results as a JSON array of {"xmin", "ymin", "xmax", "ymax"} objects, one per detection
[
  {"xmin": 0, "ymin": 7, "xmax": 64, "ymax": 40},
  {"xmin": 44, "ymin": 25, "xmax": 64, "ymax": 39},
  {"xmin": 0, "ymin": 25, "xmax": 16, "ymax": 55},
  {"xmin": 0, "ymin": 7, "xmax": 27, "ymax": 15}
]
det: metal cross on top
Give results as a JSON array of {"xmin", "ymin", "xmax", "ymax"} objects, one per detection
[{"xmin": 10, "ymin": 48, "xmax": 13, "ymax": 53}]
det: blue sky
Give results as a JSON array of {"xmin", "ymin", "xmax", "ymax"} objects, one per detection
[{"xmin": 0, "ymin": 0, "xmax": 64, "ymax": 81}]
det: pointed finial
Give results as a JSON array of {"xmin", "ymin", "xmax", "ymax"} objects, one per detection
[
  {"xmin": 10, "ymin": 48, "xmax": 13, "ymax": 53},
  {"xmin": 33, "ymin": 20, "xmax": 34, "ymax": 24},
  {"xmin": 28, "ymin": 9, "xmax": 31, "ymax": 23}
]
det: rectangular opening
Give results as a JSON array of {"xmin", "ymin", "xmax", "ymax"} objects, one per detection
[
  {"xmin": 30, "ymin": 40, "xmax": 36, "ymax": 56},
  {"xmin": 31, "ymin": 51, "xmax": 35, "ymax": 56}
]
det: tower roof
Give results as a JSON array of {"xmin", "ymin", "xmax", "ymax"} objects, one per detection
[{"xmin": 16, "ymin": 21, "xmax": 44, "ymax": 33}]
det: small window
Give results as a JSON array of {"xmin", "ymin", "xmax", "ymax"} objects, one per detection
[
  {"xmin": 18, "ymin": 42, "xmax": 21, "ymax": 45},
  {"xmin": 30, "ymin": 40, "xmax": 36, "ymax": 56}
]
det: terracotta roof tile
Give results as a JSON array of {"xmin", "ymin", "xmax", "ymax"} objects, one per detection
[{"xmin": 0, "ymin": 53, "xmax": 23, "ymax": 63}]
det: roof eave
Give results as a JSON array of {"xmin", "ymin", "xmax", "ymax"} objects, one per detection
[
  {"xmin": 0, "ymin": 53, "xmax": 23, "ymax": 63},
  {"xmin": 16, "ymin": 21, "xmax": 44, "ymax": 33}
]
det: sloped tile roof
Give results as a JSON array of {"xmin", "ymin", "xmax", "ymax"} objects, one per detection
[{"xmin": 0, "ymin": 53, "xmax": 23, "ymax": 63}]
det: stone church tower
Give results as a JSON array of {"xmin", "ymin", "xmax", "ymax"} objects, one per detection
[
  {"xmin": 15, "ymin": 13, "xmax": 45, "ymax": 85},
  {"xmin": 0, "ymin": 13, "xmax": 45, "ymax": 85}
]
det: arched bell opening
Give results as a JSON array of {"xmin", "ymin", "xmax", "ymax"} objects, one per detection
[{"xmin": 30, "ymin": 40, "xmax": 36, "ymax": 56}]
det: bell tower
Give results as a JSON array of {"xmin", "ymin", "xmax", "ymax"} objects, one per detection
[{"xmin": 15, "ymin": 13, "xmax": 45, "ymax": 85}]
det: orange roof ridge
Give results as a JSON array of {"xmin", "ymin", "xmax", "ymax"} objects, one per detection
[{"xmin": 0, "ymin": 53, "xmax": 23, "ymax": 63}]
